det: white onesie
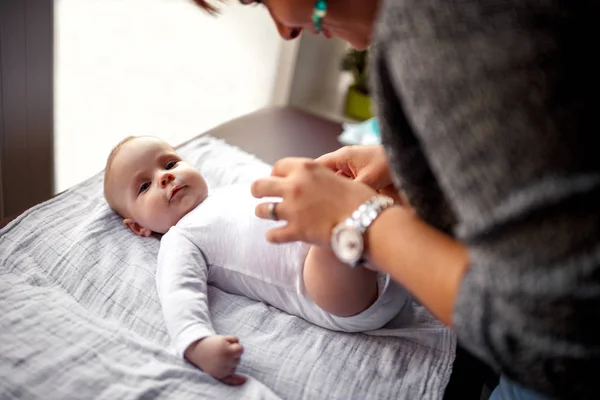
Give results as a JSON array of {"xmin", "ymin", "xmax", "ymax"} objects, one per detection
[{"xmin": 156, "ymin": 184, "xmax": 410, "ymax": 358}]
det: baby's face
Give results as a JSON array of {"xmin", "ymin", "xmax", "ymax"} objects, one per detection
[{"xmin": 108, "ymin": 137, "xmax": 208, "ymax": 234}]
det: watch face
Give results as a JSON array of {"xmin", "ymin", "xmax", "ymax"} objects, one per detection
[{"xmin": 332, "ymin": 226, "xmax": 363, "ymax": 264}]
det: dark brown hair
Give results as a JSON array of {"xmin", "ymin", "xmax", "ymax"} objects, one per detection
[{"xmin": 191, "ymin": 0, "xmax": 221, "ymax": 14}]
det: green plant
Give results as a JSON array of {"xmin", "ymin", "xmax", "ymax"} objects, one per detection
[{"xmin": 340, "ymin": 49, "xmax": 369, "ymax": 95}]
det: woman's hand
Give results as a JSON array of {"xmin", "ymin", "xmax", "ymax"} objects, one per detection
[
  {"xmin": 317, "ymin": 145, "xmax": 410, "ymax": 208},
  {"xmin": 251, "ymin": 157, "xmax": 378, "ymax": 246},
  {"xmin": 316, "ymin": 145, "xmax": 392, "ymax": 190}
]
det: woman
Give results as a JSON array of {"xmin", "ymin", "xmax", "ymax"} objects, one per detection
[{"xmin": 195, "ymin": 1, "xmax": 598, "ymax": 399}]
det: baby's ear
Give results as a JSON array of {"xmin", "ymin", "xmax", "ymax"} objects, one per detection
[{"xmin": 123, "ymin": 218, "xmax": 152, "ymax": 237}]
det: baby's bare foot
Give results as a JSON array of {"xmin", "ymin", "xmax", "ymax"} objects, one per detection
[{"xmin": 184, "ymin": 335, "xmax": 246, "ymax": 385}]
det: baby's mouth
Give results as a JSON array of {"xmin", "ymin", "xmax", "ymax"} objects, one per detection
[{"xmin": 169, "ymin": 185, "xmax": 186, "ymax": 201}]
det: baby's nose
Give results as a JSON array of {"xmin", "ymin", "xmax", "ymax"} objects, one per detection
[{"xmin": 160, "ymin": 173, "xmax": 175, "ymax": 187}]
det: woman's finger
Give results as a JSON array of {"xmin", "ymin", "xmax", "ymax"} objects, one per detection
[
  {"xmin": 271, "ymin": 157, "xmax": 314, "ymax": 177},
  {"xmin": 314, "ymin": 151, "xmax": 338, "ymax": 169},
  {"xmin": 314, "ymin": 146, "xmax": 347, "ymax": 165},
  {"xmin": 377, "ymin": 185, "xmax": 405, "ymax": 205},
  {"xmin": 255, "ymin": 201, "xmax": 287, "ymax": 221},
  {"xmin": 265, "ymin": 224, "xmax": 298, "ymax": 244},
  {"xmin": 336, "ymin": 170, "xmax": 352, "ymax": 179},
  {"xmin": 315, "ymin": 147, "xmax": 353, "ymax": 174},
  {"xmin": 251, "ymin": 176, "xmax": 286, "ymax": 199}
]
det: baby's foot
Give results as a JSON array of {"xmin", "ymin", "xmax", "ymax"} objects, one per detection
[{"xmin": 185, "ymin": 335, "xmax": 246, "ymax": 385}]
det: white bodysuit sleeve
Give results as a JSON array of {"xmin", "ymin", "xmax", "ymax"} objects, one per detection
[{"xmin": 156, "ymin": 226, "xmax": 215, "ymax": 358}]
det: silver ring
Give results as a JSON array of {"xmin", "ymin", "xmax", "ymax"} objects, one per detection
[{"xmin": 267, "ymin": 202, "xmax": 279, "ymax": 221}]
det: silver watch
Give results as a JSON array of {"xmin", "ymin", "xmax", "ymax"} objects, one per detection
[{"xmin": 331, "ymin": 195, "xmax": 395, "ymax": 267}]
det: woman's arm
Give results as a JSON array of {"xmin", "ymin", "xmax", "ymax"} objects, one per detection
[
  {"xmin": 365, "ymin": 206, "xmax": 468, "ymax": 326},
  {"xmin": 372, "ymin": 0, "xmax": 600, "ymax": 397}
]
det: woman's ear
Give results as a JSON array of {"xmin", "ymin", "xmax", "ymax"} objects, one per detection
[{"xmin": 123, "ymin": 218, "xmax": 152, "ymax": 237}]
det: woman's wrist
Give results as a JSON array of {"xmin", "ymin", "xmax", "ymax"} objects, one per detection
[{"xmin": 364, "ymin": 206, "xmax": 468, "ymax": 326}]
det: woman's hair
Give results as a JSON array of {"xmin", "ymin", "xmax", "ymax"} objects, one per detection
[{"xmin": 191, "ymin": 0, "xmax": 220, "ymax": 14}]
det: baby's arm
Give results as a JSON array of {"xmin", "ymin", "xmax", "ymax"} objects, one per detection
[{"xmin": 157, "ymin": 228, "xmax": 245, "ymax": 385}]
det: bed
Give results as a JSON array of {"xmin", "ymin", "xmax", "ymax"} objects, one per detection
[{"xmin": 0, "ymin": 107, "xmax": 485, "ymax": 399}]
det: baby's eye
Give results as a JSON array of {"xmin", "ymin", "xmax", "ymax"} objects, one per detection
[
  {"xmin": 165, "ymin": 160, "xmax": 178, "ymax": 170},
  {"xmin": 138, "ymin": 182, "xmax": 150, "ymax": 194}
]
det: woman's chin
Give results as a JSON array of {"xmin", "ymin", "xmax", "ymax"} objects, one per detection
[
  {"xmin": 340, "ymin": 32, "xmax": 371, "ymax": 50},
  {"xmin": 349, "ymin": 37, "xmax": 370, "ymax": 50}
]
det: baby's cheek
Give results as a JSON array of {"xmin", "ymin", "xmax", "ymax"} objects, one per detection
[{"xmin": 145, "ymin": 198, "xmax": 166, "ymax": 225}]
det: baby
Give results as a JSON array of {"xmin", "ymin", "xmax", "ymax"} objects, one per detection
[{"xmin": 103, "ymin": 136, "xmax": 409, "ymax": 385}]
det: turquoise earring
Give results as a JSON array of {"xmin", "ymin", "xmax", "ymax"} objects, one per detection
[{"xmin": 312, "ymin": 0, "xmax": 327, "ymax": 33}]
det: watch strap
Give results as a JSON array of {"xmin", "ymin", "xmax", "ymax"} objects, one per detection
[
  {"xmin": 350, "ymin": 195, "xmax": 395, "ymax": 233},
  {"xmin": 346, "ymin": 195, "xmax": 395, "ymax": 267}
]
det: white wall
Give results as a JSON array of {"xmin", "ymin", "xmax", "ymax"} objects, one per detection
[{"xmin": 54, "ymin": 0, "xmax": 282, "ymax": 193}]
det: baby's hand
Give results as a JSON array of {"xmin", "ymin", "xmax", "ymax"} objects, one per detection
[{"xmin": 184, "ymin": 335, "xmax": 246, "ymax": 386}]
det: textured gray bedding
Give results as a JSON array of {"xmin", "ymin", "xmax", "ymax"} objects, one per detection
[{"xmin": 0, "ymin": 135, "xmax": 455, "ymax": 399}]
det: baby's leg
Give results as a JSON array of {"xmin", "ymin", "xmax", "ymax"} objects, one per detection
[{"xmin": 303, "ymin": 246, "xmax": 378, "ymax": 317}]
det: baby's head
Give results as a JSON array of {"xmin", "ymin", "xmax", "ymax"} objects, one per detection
[{"xmin": 104, "ymin": 136, "xmax": 208, "ymax": 236}]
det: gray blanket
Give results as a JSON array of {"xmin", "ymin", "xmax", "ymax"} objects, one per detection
[{"xmin": 0, "ymin": 135, "xmax": 455, "ymax": 399}]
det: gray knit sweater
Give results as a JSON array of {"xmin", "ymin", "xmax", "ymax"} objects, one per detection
[{"xmin": 371, "ymin": 0, "xmax": 599, "ymax": 398}]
